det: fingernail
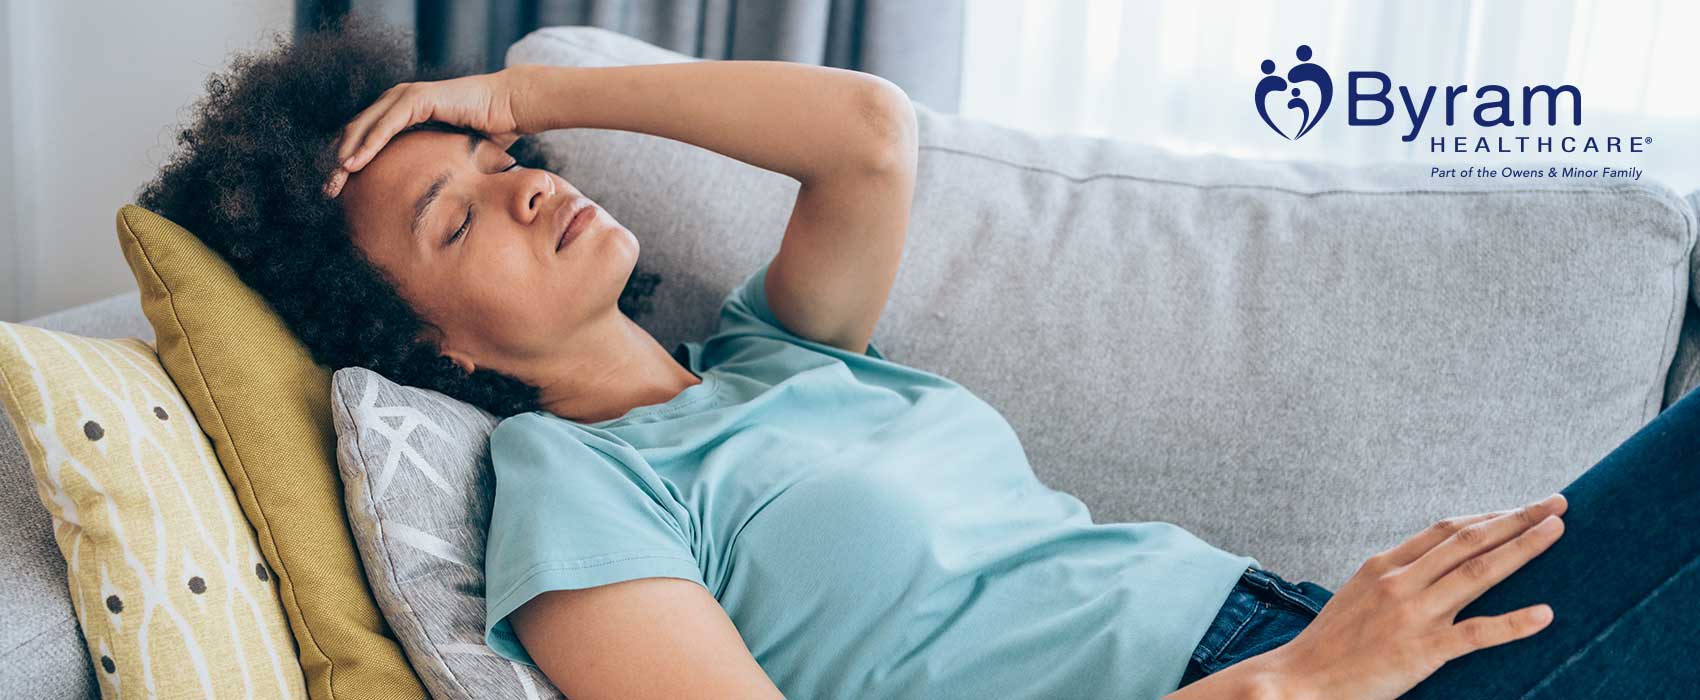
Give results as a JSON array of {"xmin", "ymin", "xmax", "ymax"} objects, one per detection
[
  {"xmin": 1535, "ymin": 514, "xmax": 1561, "ymax": 532},
  {"xmin": 324, "ymin": 170, "xmax": 346, "ymax": 198},
  {"xmin": 342, "ymin": 156, "xmax": 356, "ymax": 169}
]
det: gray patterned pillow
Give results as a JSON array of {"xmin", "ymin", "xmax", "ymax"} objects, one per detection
[{"xmin": 329, "ymin": 366, "xmax": 563, "ymax": 700}]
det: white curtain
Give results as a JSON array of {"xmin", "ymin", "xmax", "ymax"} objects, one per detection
[{"xmin": 961, "ymin": 0, "xmax": 1699, "ymax": 193}]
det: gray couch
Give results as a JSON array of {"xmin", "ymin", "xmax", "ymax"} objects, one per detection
[{"xmin": 6, "ymin": 24, "xmax": 1699, "ymax": 698}]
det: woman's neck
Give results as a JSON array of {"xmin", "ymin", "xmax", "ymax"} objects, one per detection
[{"xmin": 531, "ymin": 312, "xmax": 701, "ymax": 423}]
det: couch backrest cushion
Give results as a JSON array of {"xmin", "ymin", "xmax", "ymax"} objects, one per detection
[
  {"xmin": 114, "ymin": 205, "xmax": 428, "ymax": 699},
  {"xmin": 509, "ymin": 26, "xmax": 1698, "ymax": 588},
  {"xmin": 1663, "ymin": 191, "xmax": 1700, "ymax": 405}
]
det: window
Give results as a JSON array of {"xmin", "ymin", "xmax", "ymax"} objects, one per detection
[{"xmin": 961, "ymin": 0, "xmax": 1699, "ymax": 192}]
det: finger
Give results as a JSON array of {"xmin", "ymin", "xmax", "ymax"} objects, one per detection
[
  {"xmin": 1407, "ymin": 494, "xmax": 1567, "ymax": 586},
  {"xmin": 1425, "ymin": 513, "xmax": 1563, "ymax": 613},
  {"xmin": 323, "ymin": 168, "xmax": 349, "ymax": 199},
  {"xmin": 337, "ymin": 86, "xmax": 409, "ymax": 165},
  {"xmin": 340, "ymin": 85, "xmax": 408, "ymax": 149},
  {"xmin": 335, "ymin": 95, "xmax": 397, "ymax": 164},
  {"xmin": 1376, "ymin": 510, "xmax": 1510, "ymax": 570},
  {"xmin": 1444, "ymin": 603, "xmax": 1554, "ymax": 660},
  {"xmin": 345, "ymin": 96, "xmax": 428, "ymax": 172}
]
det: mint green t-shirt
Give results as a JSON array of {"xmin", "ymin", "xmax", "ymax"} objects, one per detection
[{"xmin": 482, "ymin": 262, "xmax": 1259, "ymax": 699}]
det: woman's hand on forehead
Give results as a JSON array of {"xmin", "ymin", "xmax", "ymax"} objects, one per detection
[{"xmin": 324, "ymin": 70, "xmax": 525, "ymax": 199}]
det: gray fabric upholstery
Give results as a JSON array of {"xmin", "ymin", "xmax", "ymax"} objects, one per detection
[
  {"xmin": 0, "ymin": 293, "xmax": 153, "ymax": 699},
  {"xmin": 1666, "ymin": 300, "xmax": 1700, "ymax": 407},
  {"xmin": 509, "ymin": 26, "xmax": 1700, "ymax": 589},
  {"xmin": 23, "ymin": 290, "xmax": 155, "ymax": 347},
  {"xmin": 1667, "ymin": 190, "xmax": 1700, "ymax": 404},
  {"xmin": 331, "ymin": 367, "xmax": 562, "ymax": 700}
]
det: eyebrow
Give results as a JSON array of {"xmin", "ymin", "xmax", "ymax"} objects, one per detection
[{"xmin": 409, "ymin": 132, "xmax": 484, "ymax": 242}]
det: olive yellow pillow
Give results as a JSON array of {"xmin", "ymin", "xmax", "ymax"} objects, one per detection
[
  {"xmin": 115, "ymin": 204, "xmax": 427, "ymax": 699},
  {"xmin": 0, "ymin": 322, "xmax": 306, "ymax": 698}
]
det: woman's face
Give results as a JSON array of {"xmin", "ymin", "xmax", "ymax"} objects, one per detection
[{"xmin": 339, "ymin": 128, "xmax": 638, "ymax": 375}]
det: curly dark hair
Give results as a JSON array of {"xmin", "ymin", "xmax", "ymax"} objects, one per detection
[{"xmin": 136, "ymin": 14, "xmax": 661, "ymax": 418}]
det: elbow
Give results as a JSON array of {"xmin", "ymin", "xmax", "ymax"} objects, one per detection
[{"xmin": 849, "ymin": 76, "xmax": 919, "ymax": 176}]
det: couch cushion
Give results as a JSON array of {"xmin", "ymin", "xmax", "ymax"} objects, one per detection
[
  {"xmin": 0, "ymin": 323, "xmax": 305, "ymax": 698},
  {"xmin": 509, "ymin": 26, "xmax": 1697, "ymax": 588},
  {"xmin": 24, "ymin": 291, "xmax": 157, "ymax": 348},
  {"xmin": 114, "ymin": 205, "xmax": 427, "ymax": 699},
  {"xmin": 1663, "ymin": 190, "xmax": 1700, "ymax": 405},
  {"xmin": 330, "ymin": 367, "xmax": 561, "ymax": 700}
]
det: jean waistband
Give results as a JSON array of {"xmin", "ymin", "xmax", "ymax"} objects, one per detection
[
  {"xmin": 1188, "ymin": 566, "xmax": 1331, "ymax": 669},
  {"xmin": 1239, "ymin": 565, "xmax": 1331, "ymax": 616}
]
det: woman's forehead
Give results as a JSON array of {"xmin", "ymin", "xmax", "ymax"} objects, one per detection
[
  {"xmin": 369, "ymin": 128, "xmax": 472, "ymax": 172},
  {"xmin": 344, "ymin": 130, "xmax": 471, "ymax": 213}
]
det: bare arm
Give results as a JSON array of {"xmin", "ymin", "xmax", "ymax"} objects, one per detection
[
  {"xmin": 510, "ymin": 61, "xmax": 918, "ymax": 354},
  {"xmin": 509, "ymin": 60, "xmax": 913, "ymax": 184},
  {"xmin": 1161, "ymin": 654, "xmax": 1287, "ymax": 700},
  {"xmin": 510, "ymin": 576, "xmax": 786, "ymax": 700}
]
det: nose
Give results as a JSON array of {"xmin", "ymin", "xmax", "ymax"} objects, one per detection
[{"xmin": 512, "ymin": 170, "xmax": 556, "ymax": 224}]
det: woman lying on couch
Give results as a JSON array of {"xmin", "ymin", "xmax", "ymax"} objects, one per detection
[{"xmin": 138, "ymin": 15, "xmax": 1698, "ymax": 700}]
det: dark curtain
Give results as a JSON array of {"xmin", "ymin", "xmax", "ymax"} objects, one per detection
[{"xmin": 296, "ymin": 0, "xmax": 963, "ymax": 112}]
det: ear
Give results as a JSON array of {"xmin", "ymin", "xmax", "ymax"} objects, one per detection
[
  {"xmin": 440, "ymin": 347, "xmax": 477, "ymax": 375},
  {"xmin": 416, "ymin": 326, "xmax": 477, "ymax": 375}
]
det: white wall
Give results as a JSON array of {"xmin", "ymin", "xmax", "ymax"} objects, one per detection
[
  {"xmin": 0, "ymin": 3, "xmax": 15, "ymax": 322},
  {"xmin": 2, "ymin": 0, "xmax": 295, "ymax": 322}
]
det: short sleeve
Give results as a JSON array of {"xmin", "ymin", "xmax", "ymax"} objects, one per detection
[
  {"xmin": 483, "ymin": 413, "xmax": 707, "ymax": 667},
  {"xmin": 718, "ymin": 260, "xmax": 888, "ymax": 361}
]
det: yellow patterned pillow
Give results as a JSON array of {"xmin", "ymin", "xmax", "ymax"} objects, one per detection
[{"xmin": 0, "ymin": 322, "xmax": 307, "ymax": 699}]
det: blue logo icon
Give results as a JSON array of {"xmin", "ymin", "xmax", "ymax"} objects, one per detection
[{"xmin": 1255, "ymin": 45, "xmax": 1333, "ymax": 140}]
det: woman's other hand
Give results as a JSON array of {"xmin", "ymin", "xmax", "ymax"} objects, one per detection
[
  {"xmin": 1262, "ymin": 493, "xmax": 1568, "ymax": 700},
  {"xmin": 324, "ymin": 69, "xmax": 525, "ymax": 198}
]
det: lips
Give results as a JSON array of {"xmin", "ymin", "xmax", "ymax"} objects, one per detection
[{"xmin": 555, "ymin": 201, "xmax": 596, "ymax": 252}]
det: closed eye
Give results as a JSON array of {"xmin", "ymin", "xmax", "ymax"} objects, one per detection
[{"xmin": 447, "ymin": 160, "xmax": 525, "ymax": 246}]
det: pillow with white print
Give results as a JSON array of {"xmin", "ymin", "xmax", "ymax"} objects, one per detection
[{"xmin": 329, "ymin": 366, "xmax": 562, "ymax": 700}]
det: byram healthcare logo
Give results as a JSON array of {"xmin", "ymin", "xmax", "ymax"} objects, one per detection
[
  {"xmin": 1255, "ymin": 45, "xmax": 1332, "ymax": 140},
  {"xmin": 1249, "ymin": 44, "xmax": 1650, "ymax": 157}
]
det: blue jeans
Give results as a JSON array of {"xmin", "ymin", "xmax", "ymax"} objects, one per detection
[
  {"xmin": 1177, "ymin": 565, "xmax": 1334, "ymax": 688},
  {"xmin": 1176, "ymin": 384, "xmax": 1700, "ymax": 698}
]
